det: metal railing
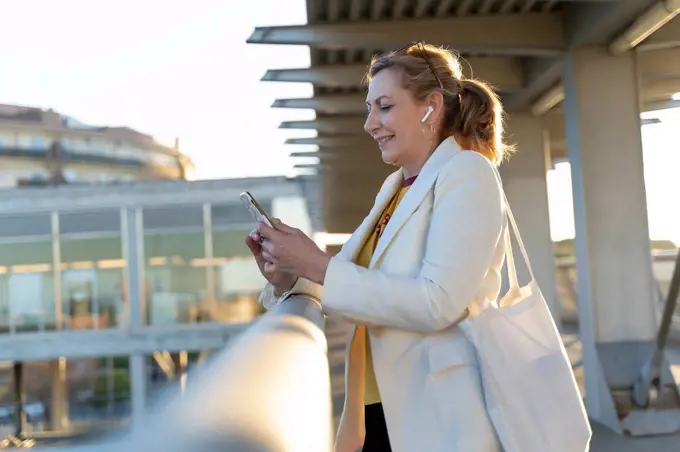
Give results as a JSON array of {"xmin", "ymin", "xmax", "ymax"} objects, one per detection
[
  {"xmin": 100, "ymin": 294, "xmax": 334, "ymax": 452},
  {"xmin": 556, "ymin": 249, "xmax": 680, "ymax": 335}
]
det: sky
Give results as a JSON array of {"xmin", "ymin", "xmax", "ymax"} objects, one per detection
[
  {"xmin": 548, "ymin": 108, "xmax": 680, "ymax": 245},
  {"xmin": 0, "ymin": 0, "xmax": 678, "ymax": 245},
  {"xmin": 0, "ymin": 0, "xmax": 315, "ymax": 179}
]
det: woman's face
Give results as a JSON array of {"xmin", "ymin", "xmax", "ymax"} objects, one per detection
[{"xmin": 364, "ymin": 68, "xmax": 437, "ymax": 176}]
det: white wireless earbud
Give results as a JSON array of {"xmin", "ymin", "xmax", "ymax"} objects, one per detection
[{"xmin": 421, "ymin": 106, "xmax": 434, "ymax": 123}]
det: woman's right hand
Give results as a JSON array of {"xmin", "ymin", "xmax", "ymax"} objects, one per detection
[{"xmin": 245, "ymin": 228, "xmax": 297, "ymax": 295}]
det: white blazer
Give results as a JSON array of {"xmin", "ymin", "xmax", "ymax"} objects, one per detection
[{"xmin": 261, "ymin": 138, "xmax": 507, "ymax": 452}]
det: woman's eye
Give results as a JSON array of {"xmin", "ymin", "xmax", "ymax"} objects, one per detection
[{"xmin": 380, "ymin": 105, "xmax": 392, "ymax": 111}]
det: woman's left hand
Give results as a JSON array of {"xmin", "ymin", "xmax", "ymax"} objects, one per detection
[{"xmin": 257, "ymin": 218, "xmax": 331, "ymax": 285}]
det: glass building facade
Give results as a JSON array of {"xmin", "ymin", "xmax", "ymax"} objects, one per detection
[
  {"xmin": 0, "ymin": 199, "xmax": 292, "ymax": 333},
  {"xmin": 0, "ymin": 176, "xmax": 314, "ymax": 436}
]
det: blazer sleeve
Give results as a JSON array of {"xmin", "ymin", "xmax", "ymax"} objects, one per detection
[
  {"xmin": 258, "ymin": 276, "xmax": 324, "ymax": 309},
  {"xmin": 321, "ymin": 152, "xmax": 505, "ymax": 332},
  {"xmin": 258, "ymin": 171, "xmax": 402, "ymax": 309}
]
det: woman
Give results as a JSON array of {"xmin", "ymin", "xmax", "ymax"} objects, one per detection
[{"xmin": 245, "ymin": 42, "xmax": 513, "ymax": 452}]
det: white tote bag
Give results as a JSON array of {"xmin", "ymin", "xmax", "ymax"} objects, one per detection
[{"xmin": 460, "ymin": 188, "xmax": 592, "ymax": 452}]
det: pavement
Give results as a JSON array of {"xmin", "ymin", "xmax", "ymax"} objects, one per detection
[{"xmin": 590, "ymin": 423, "xmax": 680, "ymax": 451}]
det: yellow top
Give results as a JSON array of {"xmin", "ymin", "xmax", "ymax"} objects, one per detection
[{"xmin": 354, "ymin": 179, "xmax": 414, "ymax": 405}]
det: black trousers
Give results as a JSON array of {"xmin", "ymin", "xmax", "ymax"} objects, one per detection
[{"xmin": 363, "ymin": 403, "xmax": 392, "ymax": 451}]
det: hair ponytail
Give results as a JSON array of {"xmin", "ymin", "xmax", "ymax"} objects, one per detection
[{"xmin": 445, "ymin": 78, "xmax": 512, "ymax": 165}]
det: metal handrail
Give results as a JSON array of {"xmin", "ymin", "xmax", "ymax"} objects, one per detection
[
  {"xmin": 555, "ymin": 248, "xmax": 680, "ymax": 339},
  {"xmin": 555, "ymin": 248, "xmax": 679, "ymax": 268},
  {"xmin": 104, "ymin": 294, "xmax": 333, "ymax": 452}
]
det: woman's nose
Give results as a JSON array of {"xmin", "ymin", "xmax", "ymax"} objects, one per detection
[{"xmin": 364, "ymin": 111, "xmax": 379, "ymax": 135}]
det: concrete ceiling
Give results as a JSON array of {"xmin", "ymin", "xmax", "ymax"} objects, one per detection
[{"xmin": 247, "ymin": 0, "xmax": 680, "ymax": 233}]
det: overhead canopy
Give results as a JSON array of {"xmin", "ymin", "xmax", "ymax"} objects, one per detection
[{"xmin": 247, "ymin": 0, "xmax": 680, "ymax": 233}]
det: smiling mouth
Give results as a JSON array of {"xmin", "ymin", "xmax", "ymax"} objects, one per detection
[{"xmin": 375, "ymin": 135, "xmax": 395, "ymax": 145}]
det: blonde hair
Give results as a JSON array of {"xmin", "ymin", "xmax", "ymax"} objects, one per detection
[{"xmin": 364, "ymin": 43, "xmax": 515, "ymax": 165}]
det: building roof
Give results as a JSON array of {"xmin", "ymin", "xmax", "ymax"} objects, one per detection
[{"xmin": 0, "ymin": 103, "xmax": 181, "ymax": 157}]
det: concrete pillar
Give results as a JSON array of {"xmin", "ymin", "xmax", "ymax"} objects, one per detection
[
  {"xmin": 563, "ymin": 46, "xmax": 661, "ymax": 432},
  {"xmin": 321, "ymin": 168, "xmax": 387, "ymax": 233},
  {"xmin": 326, "ymin": 245, "xmax": 343, "ymax": 256},
  {"xmin": 501, "ymin": 112, "xmax": 560, "ymax": 324},
  {"xmin": 49, "ymin": 358, "xmax": 69, "ymax": 431},
  {"xmin": 564, "ymin": 47, "xmax": 657, "ymax": 342}
]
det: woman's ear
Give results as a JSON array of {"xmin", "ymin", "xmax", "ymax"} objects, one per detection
[
  {"xmin": 421, "ymin": 106, "xmax": 434, "ymax": 123},
  {"xmin": 425, "ymin": 91, "xmax": 445, "ymax": 124}
]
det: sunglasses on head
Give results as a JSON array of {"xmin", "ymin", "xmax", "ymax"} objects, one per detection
[{"xmin": 390, "ymin": 41, "xmax": 444, "ymax": 90}]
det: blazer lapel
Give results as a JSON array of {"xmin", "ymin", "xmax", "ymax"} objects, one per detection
[
  {"xmin": 336, "ymin": 170, "xmax": 403, "ymax": 262},
  {"xmin": 369, "ymin": 138, "xmax": 462, "ymax": 268}
]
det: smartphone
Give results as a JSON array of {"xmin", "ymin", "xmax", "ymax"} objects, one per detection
[{"xmin": 240, "ymin": 191, "xmax": 274, "ymax": 228}]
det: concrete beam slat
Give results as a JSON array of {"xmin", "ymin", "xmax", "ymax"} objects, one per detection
[
  {"xmin": 263, "ymin": 57, "xmax": 524, "ymax": 92},
  {"xmin": 263, "ymin": 65, "xmax": 369, "ymax": 87},
  {"xmin": 273, "ymin": 95, "xmax": 365, "ymax": 115},
  {"xmin": 298, "ymin": 162, "xmax": 394, "ymax": 174},
  {"xmin": 290, "ymin": 151, "xmax": 324, "ymax": 158},
  {"xmin": 286, "ymin": 135, "xmax": 374, "ymax": 147},
  {"xmin": 281, "ymin": 117, "xmax": 366, "ymax": 134},
  {"xmin": 291, "ymin": 150, "xmax": 381, "ymax": 161},
  {"xmin": 290, "ymin": 151, "xmax": 385, "ymax": 166},
  {"xmin": 247, "ymin": 13, "xmax": 565, "ymax": 56},
  {"xmin": 291, "ymin": 147, "xmax": 379, "ymax": 156}
]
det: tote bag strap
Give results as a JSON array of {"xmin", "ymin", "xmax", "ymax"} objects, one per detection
[{"xmin": 490, "ymin": 166, "xmax": 537, "ymax": 291}]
